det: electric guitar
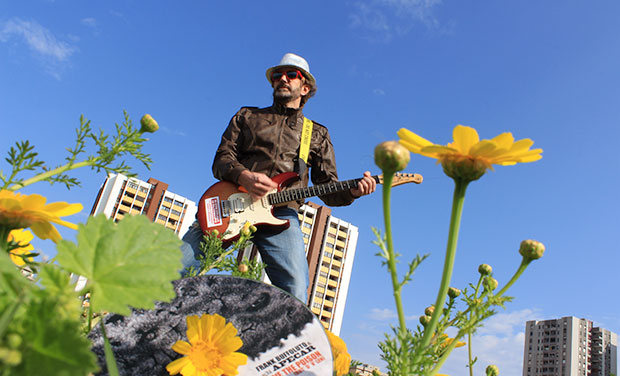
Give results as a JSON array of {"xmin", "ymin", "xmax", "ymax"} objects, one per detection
[{"xmin": 197, "ymin": 171, "xmax": 423, "ymax": 247}]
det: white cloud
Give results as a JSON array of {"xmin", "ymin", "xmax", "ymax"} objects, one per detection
[
  {"xmin": 367, "ymin": 307, "xmax": 419, "ymax": 321},
  {"xmin": 0, "ymin": 17, "xmax": 76, "ymax": 79},
  {"xmin": 369, "ymin": 307, "xmax": 398, "ymax": 321},
  {"xmin": 161, "ymin": 126, "xmax": 187, "ymax": 137},
  {"xmin": 0, "ymin": 18, "xmax": 75, "ymax": 62},
  {"xmin": 439, "ymin": 309, "xmax": 545, "ymax": 376},
  {"xmin": 81, "ymin": 17, "xmax": 97, "ymax": 28},
  {"xmin": 349, "ymin": 0, "xmax": 442, "ymax": 41},
  {"xmin": 373, "ymin": 88, "xmax": 386, "ymax": 96}
]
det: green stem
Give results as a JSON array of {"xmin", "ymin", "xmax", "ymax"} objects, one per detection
[
  {"xmin": 417, "ymin": 179, "xmax": 469, "ymax": 356},
  {"xmin": 427, "ymin": 332, "xmax": 465, "ymax": 376},
  {"xmin": 0, "ymin": 293, "xmax": 25, "ymax": 339},
  {"xmin": 496, "ymin": 258, "xmax": 530, "ymax": 297},
  {"xmin": 7, "ymin": 160, "xmax": 91, "ymax": 191},
  {"xmin": 0, "ymin": 227, "xmax": 10, "ymax": 255},
  {"xmin": 382, "ymin": 173, "xmax": 407, "ymax": 333},
  {"xmin": 468, "ymin": 276, "xmax": 483, "ymax": 376},
  {"xmin": 100, "ymin": 318, "xmax": 120, "ymax": 376}
]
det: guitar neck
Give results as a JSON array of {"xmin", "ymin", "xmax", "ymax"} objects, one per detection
[{"xmin": 268, "ymin": 176, "xmax": 380, "ymax": 206}]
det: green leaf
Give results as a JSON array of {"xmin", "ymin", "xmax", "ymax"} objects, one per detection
[
  {"xmin": 16, "ymin": 293, "xmax": 98, "ymax": 376},
  {"xmin": 55, "ymin": 214, "xmax": 183, "ymax": 315},
  {"xmin": 37, "ymin": 263, "xmax": 82, "ymax": 320}
]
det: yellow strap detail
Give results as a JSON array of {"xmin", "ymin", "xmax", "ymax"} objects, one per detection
[{"xmin": 299, "ymin": 117, "xmax": 314, "ymax": 164}]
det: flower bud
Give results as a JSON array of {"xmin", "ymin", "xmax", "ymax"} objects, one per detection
[
  {"xmin": 0, "ymin": 347, "xmax": 21, "ymax": 366},
  {"xmin": 6, "ymin": 334, "xmax": 21, "ymax": 349},
  {"xmin": 440, "ymin": 154, "xmax": 487, "ymax": 182},
  {"xmin": 140, "ymin": 114, "xmax": 159, "ymax": 133},
  {"xmin": 448, "ymin": 287, "xmax": 461, "ymax": 299},
  {"xmin": 424, "ymin": 305, "xmax": 435, "ymax": 316},
  {"xmin": 486, "ymin": 365, "xmax": 499, "ymax": 376},
  {"xmin": 238, "ymin": 263, "xmax": 249, "ymax": 273},
  {"xmin": 374, "ymin": 141, "xmax": 410, "ymax": 173},
  {"xmin": 210, "ymin": 229, "xmax": 220, "ymax": 237},
  {"xmin": 249, "ymin": 225, "xmax": 257, "ymax": 233},
  {"xmin": 484, "ymin": 277, "xmax": 498, "ymax": 291},
  {"xmin": 419, "ymin": 315, "xmax": 432, "ymax": 327},
  {"xmin": 478, "ymin": 264, "xmax": 493, "ymax": 276},
  {"xmin": 241, "ymin": 228, "xmax": 251, "ymax": 237},
  {"xmin": 519, "ymin": 239, "xmax": 545, "ymax": 261}
]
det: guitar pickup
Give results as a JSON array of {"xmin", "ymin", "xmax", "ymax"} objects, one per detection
[
  {"xmin": 221, "ymin": 200, "xmax": 231, "ymax": 217},
  {"xmin": 231, "ymin": 198, "xmax": 244, "ymax": 213}
]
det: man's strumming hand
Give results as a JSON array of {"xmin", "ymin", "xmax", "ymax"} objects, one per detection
[{"xmin": 238, "ymin": 170, "xmax": 278, "ymax": 199}]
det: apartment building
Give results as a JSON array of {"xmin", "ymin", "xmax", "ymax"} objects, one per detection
[
  {"xmin": 90, "ymin": 173, "xmax": 197, "ymax": 236},
  {"xmin": 523, "ymin": 316, "xmax": 617, "ymax": 376}
]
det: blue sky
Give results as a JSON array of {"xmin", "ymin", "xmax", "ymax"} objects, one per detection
[{"xmin": 2, "ymin": 1, "xmax": 619, "ymax": 375}]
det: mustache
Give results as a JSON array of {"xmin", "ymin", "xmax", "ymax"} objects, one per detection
[{"xmin": 275, "ymin": 82, "xmax": 290, "ymax": 90}]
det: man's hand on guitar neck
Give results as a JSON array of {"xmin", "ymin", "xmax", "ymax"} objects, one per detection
[
  {"xmin": 238, "ymin": 170, "xmax": 278, "ymax": 199},
  {"xmin": 350, "ymin": 171, "xmax": 376, "ymax": 198}
]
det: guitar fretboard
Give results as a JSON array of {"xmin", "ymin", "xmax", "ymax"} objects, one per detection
[{"xmin": 267, "ymin": 176, "xmax": 380, "ymax": 205}]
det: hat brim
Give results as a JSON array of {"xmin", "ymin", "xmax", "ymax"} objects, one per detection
[{"xmin": 266, "ymin": 65, "xmax": 316, "ymax": 86}]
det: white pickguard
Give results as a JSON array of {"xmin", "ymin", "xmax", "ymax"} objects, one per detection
[{"xmin": 225, "ymin": 190, "xmax": 288, "ymax": 236}]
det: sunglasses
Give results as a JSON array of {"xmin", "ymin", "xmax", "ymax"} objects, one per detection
[{"xmin": 271, "ymin": 70, "xmax": 304, "ymax": 82}]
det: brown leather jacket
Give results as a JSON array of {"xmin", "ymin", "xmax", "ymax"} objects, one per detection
[{"xmin": 212, "ymin": 103, "xmax": 356, "ymax": 208}]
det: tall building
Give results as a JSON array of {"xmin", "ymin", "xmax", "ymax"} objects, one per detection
[
  {"xmin": 90, "ymin": 173, "xmax": 197, "ymax": 236},
  {"xmin": 239, "ymin": 201, "xmax": 359, "ymax": 335},
  {"xmin": 302, "ymin": 202, "xmax": 358, "ymax": 336},
  {"xmin": 523, "ymin": 316, "xmax": 618, "ymax": 376},
  {"xmin": 349, "ymin": 362, "xmax": 387, "ymax": 376}
]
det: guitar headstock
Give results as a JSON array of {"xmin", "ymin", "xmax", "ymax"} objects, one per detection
[{"xmin": 377, "ymin": 172, "xmax": 423, "ymax": 187}]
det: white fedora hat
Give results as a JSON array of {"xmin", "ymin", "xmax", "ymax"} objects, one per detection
[{"xmin": 265, "ymin": 53, "xmax": 316, "ymax": 85}]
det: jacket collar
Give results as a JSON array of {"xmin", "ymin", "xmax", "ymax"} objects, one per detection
[{"xmin": 272, "ymin": 101, "xmax": 302, "ymax": 116}]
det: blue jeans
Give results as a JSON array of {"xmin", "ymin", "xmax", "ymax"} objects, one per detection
[{"xmin": 179, "ymin": 207, "xmax": 309, "ymax": 302}]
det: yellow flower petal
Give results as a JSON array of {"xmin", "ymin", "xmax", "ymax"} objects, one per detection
[
  {"xmin": 7, "ymin": 229, "xmax": 35, "ymax": 266},
  {"xmin": 172, "ymin": 340, "xmax": 193, "ymax": 355},
  {"xmin": 452, "ymin": 125, "xmax": 479, "ymax": 154},
  {"xmin": 166, "ymin": 356, "xmax": 191, "ymax": 375},
  {"xmin": 44, "ymin": 202, "xmax": 84, "ymax": 217},
  {"xmin": 397, "ymin": 128, "xmax": 433, "ymax": 152}
]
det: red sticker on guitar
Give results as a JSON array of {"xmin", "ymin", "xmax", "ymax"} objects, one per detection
[{"xmin": 204, "ymin": 196, "xmax": 222, "ymax": 227}]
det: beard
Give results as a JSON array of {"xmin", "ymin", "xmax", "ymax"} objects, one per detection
[{"xmin": 272, "ymin": 83, "xmax": 302, "ymax": 104}]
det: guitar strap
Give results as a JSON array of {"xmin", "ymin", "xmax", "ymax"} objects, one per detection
[{"xmin": 299, "ymin": 117, "xmax": 313, "ymax": 164}]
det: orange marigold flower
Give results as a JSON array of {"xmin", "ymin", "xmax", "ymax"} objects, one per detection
[
  {"xmin": 326, "ymin": 330, "xmax": 352, "ymax": 376},
  {"xmin": 166, "ymin": 313, "xmax": 247, "ymax": 376},
  {"xmin": 0, "ymin": 190, "xmax": 82, "ymax": 242}
]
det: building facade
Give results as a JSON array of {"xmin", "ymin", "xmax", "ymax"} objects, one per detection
[
  {"xmin": 523, "ymin": 316, "xmax": 617, "ymax": 376},
  {"xmin": 238, "ymin": 201, "xmax": 359, "ymax": 336},
  {"xmin": 349, "ymin": 362, "xmax": 387, "ymax": 376},
  {"xmin": 90, "ymin": 173, "xmax": 197, "ymax": 236}
]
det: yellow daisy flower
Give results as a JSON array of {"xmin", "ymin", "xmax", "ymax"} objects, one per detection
[
  {"xmin": 325, "ymin": 330, "xmax": 351, "ymax": 376},
  {"xmin": 398, "ymin": 125, "xmax": 542, "ymax": 181},
  {"xmin": 166, "ymin": 314, "xmax": 247, "ymax": 376},
  {"xmin": 438, "ymin": 334, "xmax": 466, "ymax": 349},
  {"xmin": 0, "ymin": 190, "xmax": 83, "ymax": 242},
  {"xmin": 7, "ymin": 229, "xmax": 35, "ymax": 266}
]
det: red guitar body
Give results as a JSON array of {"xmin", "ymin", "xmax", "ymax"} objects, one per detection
[{"xmin": 197, "ymin": 172, "xmax": 300, "ymax": 247}]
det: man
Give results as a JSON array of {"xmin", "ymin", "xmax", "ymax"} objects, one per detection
[{"xmin": 180, "ymin": 53, "xmax": 375, "ymax": 302}]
